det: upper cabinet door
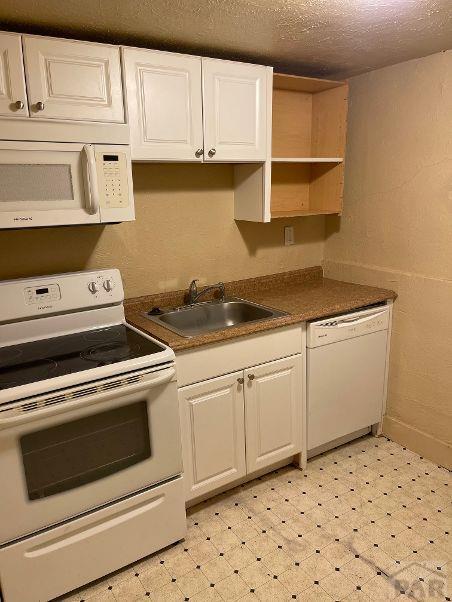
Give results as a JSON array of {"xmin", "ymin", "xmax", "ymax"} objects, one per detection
[
  {"xmin": 202, "ymin": 58, "xmax": 269, "ymax": 162},
  {"xmin": 23, "ymin": 37, "xmax": 124, "ymax": 123},
  {"xmin": 123, "ymin": 48, "xmax": 203, "ymax": 161},
  {"xmin": 0, "ymin": 32, "xmax": 29, "ymax": 118},
  {"xmin": 244, "ymin": 355, "xmax": 302, "ymax": 473}
]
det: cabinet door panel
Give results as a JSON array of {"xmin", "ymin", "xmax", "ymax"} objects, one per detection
[
  {"xmin": 23, "ymin": 37, "xmax": 124, "ymax": 122},
  {"xmin": 0, "ymin": 32, "xmax": 28, "ymax": 118},
  {"xmin": 179, "ymin": 372, "xmax": 246, "ymax": 501},
  {"xmin": 123, "ymin": 49, "xmax": 203, "ymax": 161},
  {"xmin": 245, "ymin": 355, "xmax": 302, "ymax": 472},
  {"xmin": 202, "ymin": 58, "xmax": 269, "ymax": 162}
]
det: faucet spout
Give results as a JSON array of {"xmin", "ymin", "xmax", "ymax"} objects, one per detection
[
  {"xmin": 187, "ymin": 279, "xmax": 199, "ymax": 305},
  {"xmin": 187, "ymin": 281, "xmax": 225, "ymax": 305}
]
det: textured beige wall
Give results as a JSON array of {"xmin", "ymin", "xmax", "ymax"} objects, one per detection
[
  {"xmin": 0, "ymin": 163, "xmax": 325, "ymax": 298},
  {"xmin": 324, "ymin": 50, "xmax": 452, "ymax": 467}
]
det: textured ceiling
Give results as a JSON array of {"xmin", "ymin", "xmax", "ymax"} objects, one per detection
[{"xmin": 1, "ymin": 0, "xmax": 451, "ymax": 78}]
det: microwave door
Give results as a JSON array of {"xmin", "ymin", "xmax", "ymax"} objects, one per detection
[{"xmin": 0, "ymin": 145, "xmax": 101, "ymax": 229}]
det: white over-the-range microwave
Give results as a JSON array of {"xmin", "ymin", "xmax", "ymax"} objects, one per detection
[{"xmin": 0, "ymin": 141, "xmax": 135, "ymax": 228}]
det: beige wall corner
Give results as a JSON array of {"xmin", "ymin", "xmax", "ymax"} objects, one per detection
[
  {"xmin": 383, "ymin": 416, "xmax": 451, "ymax": 470},
  {"xmin": 323, "ymin": 50, "xmax": 452, "ymax": 467}
]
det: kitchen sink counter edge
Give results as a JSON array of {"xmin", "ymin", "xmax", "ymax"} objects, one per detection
[{"xmin": 124, "ymin": 266, "xmax": 396, "ymax": 352}]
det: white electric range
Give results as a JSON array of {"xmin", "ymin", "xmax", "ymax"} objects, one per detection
[{"xmin": 0, "ymin": 269, "xmax": 186, "ymax": 602}]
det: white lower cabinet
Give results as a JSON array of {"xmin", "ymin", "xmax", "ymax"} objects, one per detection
[
  {"xmin": 244, "ymin": 356, "xmax": 302, "ymax": 472},
  {"xmin": 179, "ymin": 354, "xmax": 303, "ymax": 501},
  {"xmin": 179, "ymin": 371, "xmax": 246, "ymax": 500}
]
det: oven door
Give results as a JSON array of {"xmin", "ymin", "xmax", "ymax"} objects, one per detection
[
  {"xmin": 0, "ymin": 141, "xmax": 100, "ymax": 228},
  {"xmin": 0, "ymin": 365, "xmax": 182, "ymax": 544}
]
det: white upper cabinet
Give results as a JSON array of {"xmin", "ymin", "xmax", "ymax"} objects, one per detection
[
  {"xmin": 0, "ymin": 32, "xmax": 28, "ymax": 118},
  {"xmin": 123, "ymin": 48, "xmax": 203, "ymax": 161},
  {"xmin": 202, "ymin": 58, "xmax": 270, "ymax": 162},
  {"xmin": 244, "ymin": 355, "xmax": 302, "ymax": 473},
  {"xmin": 22, "ymin": 36, "xmax": 124, "ymax": 123},
  {"xmin": 124, "ymin": 50, "xmax": 271, "ymax": 162},
  {"xmin": 0, "ymin": 31, "xmax": 272, "ymax": 158}
]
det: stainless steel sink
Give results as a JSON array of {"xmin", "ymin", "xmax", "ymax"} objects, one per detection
[{"xmin": 145, "ymin": 298, "xmax": 287, "ymax": 338}]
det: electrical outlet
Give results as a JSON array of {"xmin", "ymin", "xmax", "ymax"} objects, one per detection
[{"xmin": 284, "ymin": 226, "xmax": 295, "ymax": 246}]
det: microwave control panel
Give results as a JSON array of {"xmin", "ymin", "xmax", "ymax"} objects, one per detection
[{"xmin": 96, "ymin": 152, "xmax": 130, "ymax": 209}]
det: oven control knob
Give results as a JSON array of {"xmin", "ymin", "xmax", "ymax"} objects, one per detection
[
  {"xmin": 103, "ymin": 279, "xmax": 113, "ymax": 292},
  {"xmin": 87, "ymin": 281, "xmax": 98, "ymax": 294}
]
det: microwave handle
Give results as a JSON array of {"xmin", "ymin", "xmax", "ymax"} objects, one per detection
[{"xmin": 82, "ymin": 144, "xmax": 100, "ymax": 215}]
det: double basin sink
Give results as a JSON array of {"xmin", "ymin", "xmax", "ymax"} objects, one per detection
[{"xmin": 145, "ymin": 298, "xmax": 287, "ymax": 338}]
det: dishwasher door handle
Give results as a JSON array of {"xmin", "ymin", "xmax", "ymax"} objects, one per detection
[{"xmin": 324, "ymin": 309, "xmax": 388, "ymax": 328}]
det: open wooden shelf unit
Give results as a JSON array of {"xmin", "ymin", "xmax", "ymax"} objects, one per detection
[
  {"xmin": 271, "ymin": 157, "xmax": 343, "ymax": 163},
  {"xmin": 270, "ymin": 73, "xmax": 348, "ymax": 218}
]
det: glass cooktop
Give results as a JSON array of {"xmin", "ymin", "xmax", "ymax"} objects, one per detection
[{"xmin": 0, "ymin": 325, "xmax": 166, "ymax": 391}]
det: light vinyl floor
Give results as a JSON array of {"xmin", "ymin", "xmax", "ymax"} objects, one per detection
[{"xmin": 62, "ymin": 436, "xmax": 451, "ymax": 602}]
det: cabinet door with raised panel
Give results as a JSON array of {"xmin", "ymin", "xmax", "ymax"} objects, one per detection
[
  {"xmin": 179, "ymin": 372, "xmax": 246, "ymax": 501},
  {"xmin": 202, "ymin": 58, "xmax": 269, "ymax": 162},
  {"xmin": 23, "ymin": 37, "xmax": 124, "ymax": 122},
  {"xmin": 244, "ymin": 355, "xmax": 302, "ymax": 472},
  {"xmin": 123, "ymin": 48, "xmax": 203, "ymax": 161},
  {"xmin": 0, "ymin": 32, "xmax": 28, "ymax": 118}
]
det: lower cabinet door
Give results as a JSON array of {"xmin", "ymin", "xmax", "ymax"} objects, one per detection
[
  {"xmin": 245, "ymin": 355, "xmax": 303, "ymax": 472},
  {"xmin": 179, "ymin": 372, "xmax": 246, "ymax": 501}
]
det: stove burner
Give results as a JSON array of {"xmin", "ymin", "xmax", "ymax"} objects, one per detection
[
  {"xmin": 0, "ymin": 347, "xmax": 23, "ymax": 368},
  {"xmin": 81, "ymin": 342, "xmax": 135, "ymax": 364},
  {"xmin": 0, "ymin": 323, "xmax": 165, "ymax": 392},
  {"xmin": 83, "ymin": 328, "xmax": 118, "ymax": 343},
  {"xmin": 0, "ymin": 382, "xmax": 20, "ymax": 390},
  {"xmin": 2, "ymin": 359, "xmax": 58, "ymax": 384}
]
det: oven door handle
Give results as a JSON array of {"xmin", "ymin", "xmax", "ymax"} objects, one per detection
[
  {"xmin": 82, "ymin": 144, "xmax": 100, "ymax": 215},
  {"xmin": 0, "ymin": 367, "xmax": 176, "ymax": 430}
]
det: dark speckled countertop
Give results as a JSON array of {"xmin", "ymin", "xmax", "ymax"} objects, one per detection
[{"xmin": 125, "ymin": 266, "xmax": 396, "ymax": 352}]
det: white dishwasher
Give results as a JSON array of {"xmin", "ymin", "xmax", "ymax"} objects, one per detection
[{"xmin": 307, "ymin": 305, "xmax": 390, "ymax": 452}]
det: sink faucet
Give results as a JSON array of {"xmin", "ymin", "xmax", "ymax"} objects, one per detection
[{"xmin": 187, "ymin": 279, "xmax": 226, "ymax": 305}]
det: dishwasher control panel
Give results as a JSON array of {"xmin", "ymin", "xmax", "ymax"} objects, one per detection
[{"xmin": 307, "ymin": 305, "xmax": 390, "ymax": 348}]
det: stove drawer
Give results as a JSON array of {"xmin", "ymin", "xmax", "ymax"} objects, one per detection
[{"xmin": 0, "ymin": 476, "xmax": 186, "ymax": 602}]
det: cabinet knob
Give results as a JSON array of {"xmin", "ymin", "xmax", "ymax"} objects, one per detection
[
  {"xmin": 35, "ymin": 101, "xmax": 45, "ymax": 111},
  {"xmin": 195, "ymin": 148, "xmax": 203, "ymax": 158},
  {"xmin": 208, "ymin": 148, "xmax": 216, "ymax": 157},
  {"xmin": 248, "ymin": 374, "xmax": 255, "ymax": 381},
  {"xmin": 237, "ymin": 377, "xmax": 244, "ymax": 385},
  {"xmin": 14, "ymin": 100, "xmax": 24, "ymax": 110}
]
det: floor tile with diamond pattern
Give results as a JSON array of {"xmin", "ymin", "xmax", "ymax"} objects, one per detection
[{"xmin": 59, "ymin": 436, "xmax": 451, "ymax": 602}]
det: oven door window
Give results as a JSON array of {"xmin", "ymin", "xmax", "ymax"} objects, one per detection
[{"xmin": 20, "ymin": 401, "xmax": 151, "ymax": 500}]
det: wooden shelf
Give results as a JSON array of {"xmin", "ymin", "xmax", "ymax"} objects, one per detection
[
  {"xmin": 273, "ymin": 73, "xmax": 345, "ymax": 93},
  {"xmin": 270, "ymin": 73, "xmax": 348, "ymax": 219},
  {"xmin": 271, "ymin": 208, "xmax": 341, "ymax": 218},
  {"xmin": 233, "ymin": 72, "xmax": 349, "ymax": 223},
  {"xmin": 271, "ymin": 157, "xmax": 343, "ymax": 163}
]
